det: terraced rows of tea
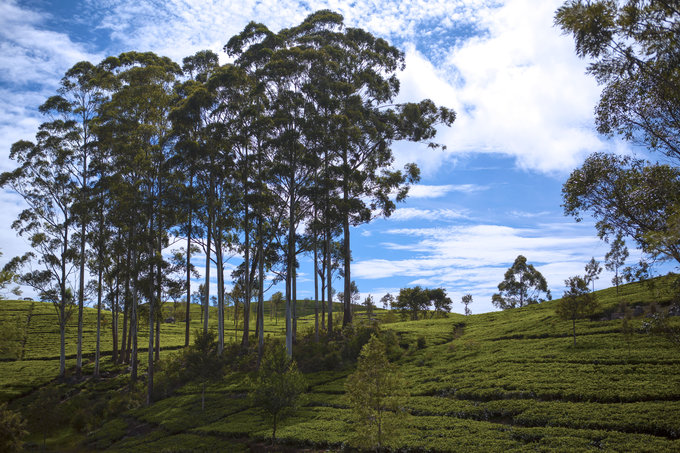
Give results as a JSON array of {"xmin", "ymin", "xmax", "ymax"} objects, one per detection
[{"xmin": 2, "ymin": 276, "xmax": 679, "ymax": 451}]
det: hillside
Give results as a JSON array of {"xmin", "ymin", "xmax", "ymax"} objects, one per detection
[{"xmin": 1, "ymin": 276, "xmax": 679, "ymax": 451}]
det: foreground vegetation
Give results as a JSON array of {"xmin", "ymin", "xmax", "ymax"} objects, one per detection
[{"xmin": 1, "ymin": 275, "xmax": 679, "ymax": 451}]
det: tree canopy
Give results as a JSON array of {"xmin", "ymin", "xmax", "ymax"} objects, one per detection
[{"xmin": 492, "ymin": 255, "xmax": 551, "ymax": 309}]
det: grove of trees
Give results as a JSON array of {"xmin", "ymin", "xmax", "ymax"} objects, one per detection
[{"xmin": 0, "ymin": 11, "xmax": 454, "ymax": 404}]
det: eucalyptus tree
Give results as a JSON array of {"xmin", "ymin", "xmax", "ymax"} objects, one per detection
[
  {"xmin": 226, "ymin": 16, "xmax": 325, "ymax": 356},
  {"xmin": 171, "ymin": 50, "xmax": 220, "ymax": 347},
  {"xmin": 1, "ymin": 125, "xmax": 80, "ymax": 377},
  {"xmin": 96, "ymin": 52, "xmax": 181, "ymax": 397},
  {"xmin": 38, "ymin": 61, "xmax": 106, "ymax": 378}
]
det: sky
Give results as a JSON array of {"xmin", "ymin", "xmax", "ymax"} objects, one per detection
[{"xmin": 0, "ymin": 0, "xmax": 661, "ymax": 313}]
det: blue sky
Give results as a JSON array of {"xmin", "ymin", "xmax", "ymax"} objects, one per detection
[{"xmin": 0, "ymin": 0, "xmax": 658, "ymax": 313}]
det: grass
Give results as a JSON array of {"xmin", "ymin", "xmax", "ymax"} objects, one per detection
[{"xmin": 2, "ymin": 274, "xmax": 679, "ymax": 451}]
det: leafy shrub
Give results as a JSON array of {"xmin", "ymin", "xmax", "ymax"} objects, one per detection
[{"xmin": 0, "ymin": 402, "xmax": 27, "ymax": 452}]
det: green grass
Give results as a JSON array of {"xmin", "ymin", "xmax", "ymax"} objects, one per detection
[{"xmin": 2, "ymin": 274, "xmax": 680, "ymax": 451}]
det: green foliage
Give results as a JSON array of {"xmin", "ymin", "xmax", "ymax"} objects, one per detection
[
  {"xmin": 0, "ymin": 403, "xmax": 27, "ymax": 453},
  {"xmin": 250, "ymin": 341, "xmax": 306, "ymax": 443},
  {"xmin": 345, "ymin": 334, "xmax": 406, "ymax": 450},
  {"xmin": 462, "ymin": 293, "xmax": 473, "ymax": 316},
  {"xmin": 184, "ymin": 330, "xmax": 224, "ymax": 411},
  {"xmin": 555, "ymin": 0, "xmax": 680, "ymax": 161},
  {"xmin": 492, "ymin": 255, "xmax": 551, "ymax": 309},
  {"xmin": 605, "ymin": 234, "xmax": 629, "ymax": 293},
  {"xmin": 393, "ymin": 286, "xmax": 451, "ymax": 320}
]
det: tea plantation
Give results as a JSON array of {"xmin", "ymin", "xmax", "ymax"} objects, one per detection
[{"xmin": 1, "ymin": 276, "xmax": 679, "ymax": 451}]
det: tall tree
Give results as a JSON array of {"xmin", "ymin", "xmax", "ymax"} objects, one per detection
[
  {"xmin": 39, "ymin": 61, "xmax": 105, "ymax": 378},
  {"xmin": 492, "ymin": 255, "xmax": 551, "ymax": 309},
  {"xmin": 555, "ymin": 0, "xmax": 680, "ymax": 161},
  {"xmin": 1, "ymin": 128, "xmax": 79, "ymax": 377}
]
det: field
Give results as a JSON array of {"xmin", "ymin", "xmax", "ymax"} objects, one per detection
[{"xmin": 1, "ymin": 276, "xmax": 679, "ymax": 451}]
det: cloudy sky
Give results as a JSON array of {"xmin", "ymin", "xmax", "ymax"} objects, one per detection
[{"xmin": 0, "ymin": 0, "xmax": 653, "ymax": 312}]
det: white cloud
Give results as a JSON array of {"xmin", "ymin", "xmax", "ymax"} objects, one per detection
[
  {"xmin": 388, "ymin": 207, "xmax": 470, "ymax": 221},
  {"xmin": 408, "ymin": 184, "xmax": 488, "ymax": 198},
  {"xmin": 353, "ymin": 222, "xmax": 621, "ymax": 313},
  {"xmin": 394, "ymin": 0, "xmax": 615, "ymax": 175}
]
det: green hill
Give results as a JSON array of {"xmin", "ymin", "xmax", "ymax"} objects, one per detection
[{"xmin": 1, "ymin": 276, "xmax": 679, "ymax": 451}]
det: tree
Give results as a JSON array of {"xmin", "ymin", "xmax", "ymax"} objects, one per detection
[
  {"xmin": 555, "ymin": 1, "xmax": 680, "ymax": 161},
  {"xmin": 557, "ymin": 276, "xmax": 598, "ymax": 346},
  {"xmin": 393, "ymin": 286, "xmax": 429, "ymax": 320},
  {"xmin": 184, "ymin": 330, "xmax": 224, "ymax": 411},
  {"xmin": 461, "ymin": 294, "xmax": 473, "ymax": 316},
  {"xmin": 605, "ymin": 234, "xmax": 629, "ymax": 294},
  {"xmin": 270, "ymin": 291, "xmax": 283, "ymax": 324},
  {"xmin": 345, "ymin": 334, "xmax": 406, "ymax": 451},
  {"xmin": 363, "ymin": 294, "xmax": 375, "ymax": 319},
  {"xmin": 380, "ymin": 293, "xmax": 394, "ymax": 310},
  {"xmin": 1, "ymin": 124, "xmax": 79, "ymax": 377},
  {"xmin": 563, "ymin": 153, "xmax": 680, "ymax": 265},
  {"xmin": 428, "ymin": 288, "xmax": 452, "ymax": 317},
  {"xmin": 492, "ymin": 255, "xmax": 551, "ymax": 309},
  {"xmin": 250, "ymin": 341, "xmax": 306, "ymax": 444},
  {"xmin": 584, "ymin": 257, "xmax": 603, "ymax": 292}
]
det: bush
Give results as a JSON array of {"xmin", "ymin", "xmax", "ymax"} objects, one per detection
[{"xmin": 0, "ymin": 403, "xmax": 27, "ymax": 452}]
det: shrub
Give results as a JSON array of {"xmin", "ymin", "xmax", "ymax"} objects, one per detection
[{"xmin": 0, "ymin": 403, "xmax": 27, "ymax": 452}]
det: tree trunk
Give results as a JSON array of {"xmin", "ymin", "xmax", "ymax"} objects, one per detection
[
  {"xmin": 326, "ymin": 226, "xmax": 333, "ymax": 334},
  {"xmin": 130, "ymin": 236, "xmax": 139, "ymax": 386},
  {"xmin": 286, "ymin": 186, "xmax": 294, "ymax": 357},
  {"xmin": 94, "ymin": 248, "xmax": 103, "ymax": 379},
  {"xmin": 217, "ymin": 236, "xmax": 224, "ymax": 355},
  {"xmin": 204, "ymin": 209, "xmax": 211, "ymax": 334},
  {"xmin": 112, "ymin": 267, "xmax": 120, "ymax": 363},
  {"xmin": 185, "ymin": 178, "xmax": 193, "ymax": 347},
  {"xmin": 76, "ymin": 158, "xmax": 87, "ymax": 379},
  {"xmin": 257, "ymin": 216, "xmax": 265, "ymax": 364},
  {"xmin": 343, "ymin": 163, "xmax": 352, "ymax": 326}
]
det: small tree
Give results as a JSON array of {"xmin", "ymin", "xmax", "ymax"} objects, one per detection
[
  {"xmin": 270, "ymin": 291, "xmax": 283, "ymax": 323},
  {"xmin": 584, "ymin": 257, "xmax": 602, "ymax": 292},
  {"xmin": 250, "ymin": 341, "xmax": 306, "ymax": 444},
  {"xmin": 345, "ymin": 334, "xmax": 406, "ymax": 450},
  {"xmin": 605, "ymin": 235, "xmax": 629, "ymax": 295},
  {"xmin": 461, "ymin": 294, "xmax": 473, "ymax": 316},
  {"xmin": 380, "ymin": 293, "xmax": 393, "ymax": 310},
  {"xmin": 557, "ymin": 276, "xmax": 597, "ymax": 346},
  {"xmin": 492, "ymin": 255, "xmax": 551, "ymax": 309},
  {"xmin": 363, "ymin": 295, "xmax": 375, "ymax": 320},
  {"xmin": 184, "ymin": 330, "xmax": 223, "ymax": 411}
]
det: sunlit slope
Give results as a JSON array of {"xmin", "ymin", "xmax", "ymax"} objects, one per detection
[{"xmin": 89, "ymin": 275, "xmax": 680, "ymax": 451}]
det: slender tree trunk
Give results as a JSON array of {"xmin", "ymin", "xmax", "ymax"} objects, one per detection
[
  {"xmin": 112, "ymin": 262, "xmax": 120, "ymax": 364},
  {"xmin": 155, "ymin": 234, "xmax": 162, "ymax": 363},
  {"xmin": 185, "ymin": 178, "xmax": 193, "ymax": 347},
  {"xmin": 257, "ymin": 216, "xmax": 265, "ymax": 364},
  {"xmin": 293, "ymin": 263, "xmax": 297, "ymax": 344},
  {"xmin": 94, "ymin": 246, "xmax": 103, "ymax": 379},
  {"xmin": 242, "ymin": 204, "xmax": 251, "ymax": 348},
  {"xmin": 217, "ymin": 236, "xmax": 224, "ymax": 355},
  {"xmin": 130, "ymin": 231, "xmax": 139, "ymax": 386},
  {"xmin": 314, "ymin": 215, "xmax": 319, "ymax": 341},
  {"xmin": 343, "ymin": 189, "xmax": 351, "ymax": 326},
  {"xmin": 121, "ymin": 242, "xmax": 131, "ymax": 364},
  {"xmin": 286, "ymin": 183, "xmax": 294, "ymax": 357},
  {"xmin": 59, "ymin": 228, "xmax": 68, "ymax": 377},
  {"xmin": 204, "ymin": 208, "xmax": 211, "ymax": 334},
  {"xmin": 76, "ymin": 158, "xmax": 88, "ymax": 379},
  {"xmin": 326, "ymin": 226, "xmax": 333, "ymax": 334}
]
